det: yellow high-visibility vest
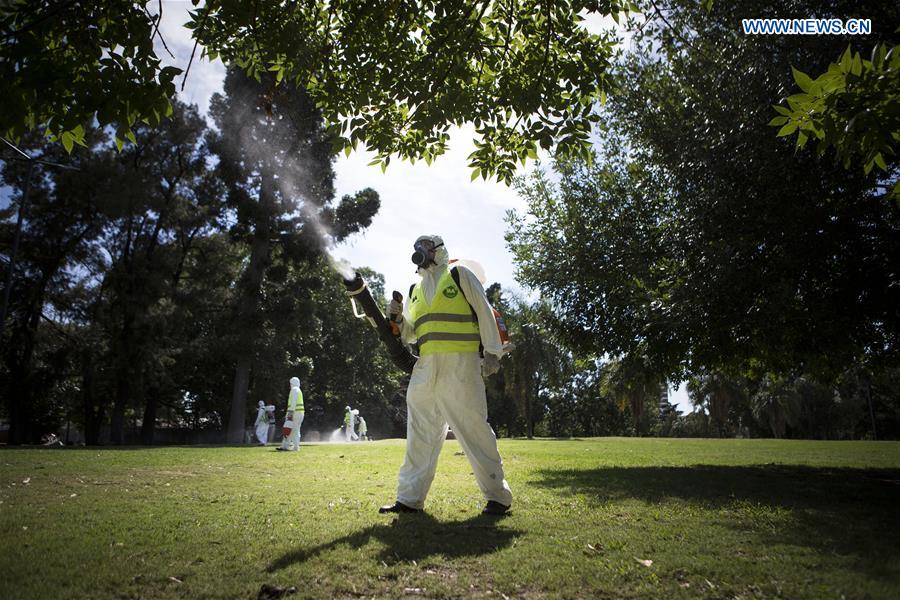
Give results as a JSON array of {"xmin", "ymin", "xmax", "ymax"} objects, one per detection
[
  {"xmin": 287, "ymin": 388, "xmax": 304, "ymax": 412},
  {"xmin": 409, "ymin": 267, "xmax": 481, "ymax": 356}
]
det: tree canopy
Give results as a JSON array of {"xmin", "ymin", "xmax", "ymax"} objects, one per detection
[
  {"xmin": 0, "ymin": 0, "xmax": 641, "ymax": 182},
  {"xmin": 508, "ymin": 0, "xmax": 900, "ymax": 382}
]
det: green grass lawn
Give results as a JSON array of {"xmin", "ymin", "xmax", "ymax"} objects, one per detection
[{"xmin": 1, "ymin": 438, "xmax": 898, "ymax": 599}]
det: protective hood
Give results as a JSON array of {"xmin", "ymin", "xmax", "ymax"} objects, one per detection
[
  {"xmin": 289, "ymin": 377, "xmax": 300, "ymax": 388},
  {"xmin": 258, "ymin": 401, "xmax": 265, "ymax": 408},
  {"xmin": 414, "ymin": 234, "xmax": 449, "ymax": 274}
]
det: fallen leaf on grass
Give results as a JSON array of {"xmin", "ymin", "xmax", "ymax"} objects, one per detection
[
  {"xmin": 705, "ymin": 578, "xmax": 715, "ymax": 589},
  {"xmin": 635, "ymin": 558, "xmax": 653, "ymax": 567},
  {"xmin": 403, "ymin": 588, "xmax": 424, "ymax": 595},
  {"xmin": 69, "ymin": 493, "xmax": 77, "ymax": 498},
  {"xmin": 679, "ymin": 582, "xmax": 690, "ymax": 588},
  {"xmin": 23, "ymin": 478, "xmax": 30, "ymax": 484},
  {"xmin": 168, "ymin": 576, "xmax": 182, "ymax": 584},
  {"xmin": 584, "ymin": 543, "xmax": 604, "ymax": 556}
]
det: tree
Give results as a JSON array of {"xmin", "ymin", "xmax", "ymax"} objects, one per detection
[
  {"xmin": 208, "ymin": 68, "xmax": 380, "ymax": 443},
  {"xmin": 1, "ymin": 128, "xmax": 108, "ymax": 443},
  {"xmin": 688, "ymin": 372, "xmax": 749, "ymax": 438},
  {"xmin": 0, "ymin": 1, "xmax": 180, "ymax": 149},
  {"xmin": 2, "ymin": 1, "xmax": 635, "ymax": 182},
  {"xmin": 94, "ymin": 101, "xmax": 225, "ymax": 444},
  {"xmin": 598, "ymin": 357, "xmax": 660, "ymax": 435},
  {"xmin": 508, "ymin": 0, "xmax": 900, "ymax": 383}
]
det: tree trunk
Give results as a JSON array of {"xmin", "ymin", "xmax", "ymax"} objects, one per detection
[
  {"xmin": 866, "ymin": 380, "xmax": 877, "ymax": 441},
  {"xmin": 110, "ymin": 369, "xmax": 130, "ymax": 445},
  {"xmin": 227, "ymin": 355, "xmax": 253, "ymax": 443},
  {"xmin": 6, "ymin": 370, "xmax": 32, "ymax": 444},
  {"xmin": 225, "ymin": 173, "xmax": 274, "ymax": 443},
  {"xmin": 82, "ymin": 363, "xmax": 103, "ymax": 445},
  {"xmin": 140, "ymin": 390, "xmax": 158, "ymax": 445},
  {"xmin": 6, "ymin": 310, "xmax": 41, "ymax": 444},
  {"xmin": 525, "ymin": 383, "xmax": 534, "ymax": 439}
]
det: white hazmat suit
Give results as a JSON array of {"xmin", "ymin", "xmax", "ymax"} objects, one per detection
[
  {"xmin": 344, "ymin": 406, "xmax": 359, "ymax": 442},
  {"xmin": 280, "ymin": 377, "xmax": 304, "ymax": 451},
  {"xmin": 385, "ymin": 235, "xmax": 512, "ymax": 513},
  {"xmin": 255, "ymin": 401, "xmax": 269, "ymax": 445}
]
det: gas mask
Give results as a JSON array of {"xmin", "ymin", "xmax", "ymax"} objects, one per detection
[{"xmin": 411, "ymin": 239, "xmax": 444, "ymax": 267}]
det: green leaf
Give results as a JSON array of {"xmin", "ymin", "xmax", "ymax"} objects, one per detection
[
  {"xmin": 768, "ymin": 116, "xmax": 788, "ymax": 127},
  {"xmin": 791, "ymin": 67, "xmax": 814, "ymax": 92},
  {"xmin": 851, "ymin": 52, "xmax": 862, "ymax": 76},
  {"xmin": 61, "ymin": 131, "xmax": 74, "ymax": 153},
  {"xmin": 840, "ymin": 46, "xmax": 852, "ymax": 72},
  {"xmin": 777, "ymin": 121, "xmax": 799, "ymax": 137},
  {"xmin": 471, "ymin": 168, "xmax": 481, "ymax": 181}
]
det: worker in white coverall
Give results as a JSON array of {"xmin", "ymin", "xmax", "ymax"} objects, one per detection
[
  {"xmin": 278, "ymin": 377, "xmax": 304, "ymax": 451},
  {"xmin": 379, "ymin": 235, "xmax": 513, "ymax": 516},
  {"xmin": 344, "ymin": 406, "xmax": 359, "ymax": 442},
  {"xmin": 358, "ymin": 416, "xmax": 368, "ymax": 441},
  {"xmin": 255, "ymin": 401, "xmax": 269, "ymax": 445}
]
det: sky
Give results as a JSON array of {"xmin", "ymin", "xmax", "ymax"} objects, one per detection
[{"xmin": 151, "ymin": 2, "xmax": 694, "ymax": 412}]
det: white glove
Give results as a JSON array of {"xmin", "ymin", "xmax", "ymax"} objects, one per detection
[
  {"xmin": 388, "ymin": 299, "xmax": 403, "ymax": 321},
  {"xmin": 482, "ymin": 353, "xmax": 501, "ymax": 377}
]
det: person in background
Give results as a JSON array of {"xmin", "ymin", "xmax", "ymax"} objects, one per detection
[
  {"xmin": 344, "ymin": 405, "xmax": 358, "ymax": 442},
  {"xmin": 278, "ymin": 377, "xmax": 304, "ymax": 451},
  {"xmin": 266, "ymin": 404, "xmax": 276, "ymax": 444},
  {"xmin": 254, "ymin": 401, "xmax": 269, "ymax": 445}
]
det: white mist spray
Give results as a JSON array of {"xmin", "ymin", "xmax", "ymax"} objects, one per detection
[{"xmin": 277, "ymin": 174, "xmax": 357, "ymax": 281}]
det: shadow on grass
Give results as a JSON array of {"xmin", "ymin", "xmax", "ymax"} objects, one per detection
[
  {"xmin": 268, "ymin": 513, "xmax": 521, "ymax": 571},
  {"xmin": 533, "ymin": 464, "xmax": 900, "ymax": 579}
]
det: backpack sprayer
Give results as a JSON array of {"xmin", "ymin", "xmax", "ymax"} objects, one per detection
[{"xmin": 343, "ymin": 272, "xmax": 418, "ymax": 374}]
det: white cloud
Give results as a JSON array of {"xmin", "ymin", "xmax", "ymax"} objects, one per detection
[{"xmin": 330, "ymin": 128, "xmax": 532, "ymax": 303}]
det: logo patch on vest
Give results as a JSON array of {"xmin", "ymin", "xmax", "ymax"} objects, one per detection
[{"xmin": 442, "ymin": 285, "xmax": 459, "ymax": 299}]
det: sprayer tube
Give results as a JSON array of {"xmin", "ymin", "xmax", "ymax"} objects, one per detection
[{"xmin": 343, "ymin": 273, "xmax": 418, "ymax": 374}]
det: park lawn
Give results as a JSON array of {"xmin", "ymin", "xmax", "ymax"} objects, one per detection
[{"xmin": 1, "ymin": 438, "xmax": 898, "ymax": 599}]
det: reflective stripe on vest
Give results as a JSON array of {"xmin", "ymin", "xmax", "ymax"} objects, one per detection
[{"xmin": 409, "ymin": 268, "xmax": 481, "ymax": 355}]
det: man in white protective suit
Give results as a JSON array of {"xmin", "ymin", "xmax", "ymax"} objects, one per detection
[
  {"xmin": 343, "ymin": 406, "xmax": 360, "ymax": 442},
  {"xmin": 254, "ymin": 401, "xmax": 269, "ymax": 445},
  {"xmin": 379, "ymin": 235, "xmax": 513, "ymax": 516},
  {"xmin": 278, "ymin": 377, "xmax": 304, "ymax": 451}
]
